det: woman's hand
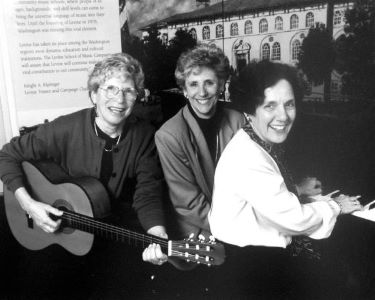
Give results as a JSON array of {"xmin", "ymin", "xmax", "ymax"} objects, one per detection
[
  {"xmin": 333, "ymin": 194, "xmax": 362, "ymax": 214},
  {"xmin": 296, "ymin": 177, "xmax": 322, "ymax": 197},
  {"xmin": 143, "ymin": 225, "xmax": 168, "ymax": 265},
  {"xmin": 15, "ymin": 187, "xmax": 62, "ymax": 233},
  {"xmin": 142, "ymin": 243, "xmax": 168, "ymax": 265}
]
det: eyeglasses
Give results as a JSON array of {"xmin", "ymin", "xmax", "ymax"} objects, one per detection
[{"xmin": 99, "ymin": 85, "xmax": 138, "ymax": 100}]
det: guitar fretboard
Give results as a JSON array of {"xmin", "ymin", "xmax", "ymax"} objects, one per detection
[{"xmin": 61, "ymin": 211, "xmax": 169, "ymax": 251}]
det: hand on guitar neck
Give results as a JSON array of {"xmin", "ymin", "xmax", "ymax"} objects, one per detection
[
  {"xmin": 15, "ymin": 186, "xmax": 174, "ymax": 267},
  {"xmin": 5, "ymin": 161, "xmax": 225, "ymax": 268},
  {"xmin": 15, "ymin": 186, "xmax": 63, "ymax": 233}
]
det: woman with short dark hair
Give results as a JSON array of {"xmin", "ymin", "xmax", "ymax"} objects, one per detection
[{"xmin": 209, "ymin": 60, "xmax": 361, "ymax": 297}]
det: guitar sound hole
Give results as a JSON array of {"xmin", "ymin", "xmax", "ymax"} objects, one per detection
[{"xmin": 52, "ymin": 199, "xmax": 75, "ymax": 234}]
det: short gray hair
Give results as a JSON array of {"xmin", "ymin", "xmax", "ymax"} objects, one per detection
[
  {"xmin": 175, "ymin": 43, "xmax": 230, "ymax": 89},
  {"xmin": 87, "ymin": 53, "xmax": 144, "ymax": 95}
]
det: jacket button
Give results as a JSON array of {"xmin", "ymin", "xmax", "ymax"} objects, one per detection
[
  {"xmin": 111, "ymin": 172, "xmax": 117, "ymax": 177},
  {"xmin": 113, "ymin": 147, "xmax": 119, "ymax": 153}
]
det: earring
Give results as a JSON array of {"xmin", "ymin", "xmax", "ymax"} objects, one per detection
[
  {"xmin": 219, "ymin": 90, "xmax": 225, "ymax": 99},
  {"xmin": 93, "ymin": 103, "xmax": 98, "ymax": 117}
]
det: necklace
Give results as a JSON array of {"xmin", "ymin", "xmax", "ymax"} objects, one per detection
[{"xmin": 94, "ymin": 121, "xmax": 122, "ymax": 152}]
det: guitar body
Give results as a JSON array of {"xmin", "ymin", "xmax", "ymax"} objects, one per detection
[
  {"xmin": 4, "ymin": 161, "xmax": 111, "ymax": 256},
  {"xmin": 4, "ymin": 161, "xmax": 225, "ymax": 266}
]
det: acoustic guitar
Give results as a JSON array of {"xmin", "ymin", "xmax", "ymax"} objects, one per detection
[{"xmin": 4, "ymin": 161, "xmax": 225, "ymax": 267}]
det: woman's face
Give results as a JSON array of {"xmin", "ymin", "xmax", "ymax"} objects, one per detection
[
  {"xmin": 184, "ymin": 66, "xmax": 223, "ymax": 119},
  {"xmin": 91, "ymin": 74, "xmax": 137, "ymax": 130},
  {"xmin": 249, "ymin": 79, "xmax": 296, "ymax": 145}
]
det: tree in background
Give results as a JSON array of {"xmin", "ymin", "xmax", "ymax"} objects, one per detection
[
  {"xmin": 164, "ymin": 28, "xmax": 197, "ymax": 89},
  {"xmin": 122, "ymin": 28, "xmax": 196, "ymax": 93},
  {"xmin": 298, "ymin": 23, "xmax": 335, "ymax": 102},
  {"xmin": 335, "ymin": 0, "xmax": 375, "ymax": 101}
]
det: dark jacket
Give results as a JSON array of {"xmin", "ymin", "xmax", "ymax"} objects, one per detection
[
  {"xmin": 155, "ymin": 105, "xmax": 245, "ymax": 238},
  {"xmin": 0, "ymin": 108, "xmax": 165, "ymax": 231}
]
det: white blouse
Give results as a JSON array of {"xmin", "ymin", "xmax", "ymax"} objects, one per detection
[{"xmin": 208, "ymin": 129, "xmax": 340, "ymax": 248}]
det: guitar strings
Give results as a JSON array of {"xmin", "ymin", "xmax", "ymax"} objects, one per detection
[
  {"xmin": 60, "ymin": 211, "xmax": 212, "ymax": 261},
  {"xmin": 61, "ymin": 211, "xmax": 210, "ymax": 248},
  {"xmin": 62, "ymin": 211, "xmax": 168, "ymax": 245}
]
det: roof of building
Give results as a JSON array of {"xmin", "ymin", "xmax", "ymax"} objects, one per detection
[{"xmin": 141, "ymin": 0, "xmax": 345, "ymax": 30}]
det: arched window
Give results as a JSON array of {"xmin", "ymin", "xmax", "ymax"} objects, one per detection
[
  {"xmin": 262, "ymin": 43, "xmax": 270, "ymax": 60},
  {"xmin": 202, "ymin": 26, "xmax": 210, "ymax": 40},
  {"xmin": 271, "ymin": 42, "xmax": 281, "ymax": 60},
  {"xmin": 189, "ymin": 28, "xmax": 197, "ymax": 40},
  {"xmin": 275, "ymin": 16, "xmax": 283, "ymax": 30},
  {"xmin": 259, "ymin": 18, "xmax": 268, "ymax": 33},
  {"xmin": 334, "ymin": 11, "xmax": 342, "ymax": 25},
  {"xmin": 291, "ymin": 40, "xmax": 301, "ymax": 60},
  {"xmin": 305, "ymin": 12, "xmax": 314, "ymax": 28},
  {"xmin": 234, "ymin": 41, "xmax": 251, "ymax": 72},
  {"xmin": 230, "ymin": 22, "xmax": 239, "ymax": 36},
  {"xmin": 290, "ymin": 14, "xmax": 299, "ymax": 29},
  {"xmin": 244, "ymin": 20, "xmax": 252, "ymax": 34},
  {"xmin": 216, "ymin": 24, "xmax": 223, "ymax": 38}
]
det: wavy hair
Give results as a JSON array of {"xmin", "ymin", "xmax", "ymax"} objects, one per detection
[
  {"xmin": 175, "ymin": 43, "xmax": 230, "ymax": 89},
  {"xmin": 87, "ymin": 53, "xmax": 144, "ymax": 97}
]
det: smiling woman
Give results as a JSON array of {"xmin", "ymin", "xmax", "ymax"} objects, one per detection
[
  {"xmin": 154, "ymin": 44, "xmax": 245, "ymax": 241},
  {"xmin": 0, "ymin": 52, "xmax": 168, "ymax": 297},
  {"xmin": 208, "ymin": 60, "xmax": 362, "ymax": 297}
]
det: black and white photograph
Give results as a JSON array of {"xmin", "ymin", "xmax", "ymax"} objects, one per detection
[{"xmin": 0, "ymin": 0, "xmax": 375, "ymax": 298}]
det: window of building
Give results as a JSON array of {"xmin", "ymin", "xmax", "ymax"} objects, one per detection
[
  {"xmin": 275, "ymin": 16, "xmax": 283, "ymax": 30},
  {"xmin": 216, "ymin": 24, "xmax": 223, "ymax": 38},
  {"xmin": 244, "ymin": 20, "xmax": 252, "ymax": 34},
  {"xmin": 290, "ymin": 14, "xmax": 299, "ymax": 29},
  {"xmin": 259, "ymin": 18, "xmax": 268, "ymax": 33},
  {"xmin": 161, "ymin": 33, "xmax": 168, "ymax": 45},
  {"xmin": 230, "ymin": 22, "xmax": 239, "ymax": 36},
  {"xmin": 262, "ymin": 43, "xmax": 270, "ymax": 60},
  {"xmin": 305, "ymin": 81, "xmax": 312, "ymax": 95},
  {"xmin": 291, "ymin": 40, "xmax": 301, "ymax": 60},
  {"xmin": 271, "ymin": 42, "xmax": 281, "ymax": 60},
  {"xmin": 234, "ymin": 41, "xmax": 251, "ymax": 72},
  {"xmin": 305, "ymin": 12, "xmax": 314, "ymax": 28},
  {"xmin": 334, "ymin": 11, "xmax": 342, "ymax": 25},
  {"xmin": 331, "ymin": 81, "xmax": 340, "ymax": 93},
  {"xmin": 202, "ymin": 26, "xmax": 210, "ymax": 40},
  {"xmin": 190, "ymin": 28, "xmax": 197, "ymax": 40}
]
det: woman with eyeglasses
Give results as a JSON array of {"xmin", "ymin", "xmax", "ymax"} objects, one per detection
[{"xmin": 0, "ymin": 53, "xmax": 167, "ymax": 297}]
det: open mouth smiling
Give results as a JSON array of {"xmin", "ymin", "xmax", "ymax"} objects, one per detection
[
  {"xmin": 269, "ymin": 124, "xmax": 289, "ymax": 132},
  {"xmin": 108, "ymin": 107, "xmax": 126, "ymax": 114}
]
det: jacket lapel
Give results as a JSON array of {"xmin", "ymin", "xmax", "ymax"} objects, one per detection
[
  {"xmin": 218, "ymin": 111, "xmax": 237, "ymax": 153},
  {"xmin": 182, "ymin": 106, "xmax": 215, "ymax": 199}
]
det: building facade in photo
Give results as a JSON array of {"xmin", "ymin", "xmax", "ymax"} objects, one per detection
[{"xmin": 142, "ymin": 0, "xmax": 352, "ymax": 102}]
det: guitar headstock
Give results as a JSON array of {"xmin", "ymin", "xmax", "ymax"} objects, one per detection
[{"xmin": 169, "ymin": 234, "xmax": 225, "ymax": 266}]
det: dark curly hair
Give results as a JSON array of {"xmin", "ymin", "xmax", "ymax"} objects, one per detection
[{"xmin": 229, "ymin": 60, "xmax": 303, "ymax": 115}]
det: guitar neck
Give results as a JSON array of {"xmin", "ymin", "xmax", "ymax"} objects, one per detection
[{"xmin": 61, "ymin": 211, "xmax": 169, "ymax": 251}]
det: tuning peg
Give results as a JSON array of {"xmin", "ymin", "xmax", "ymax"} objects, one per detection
[
  {"xmin": 198, "ymin": 234, "xmax": 205, "ymax": 241},
  {"xmin": 188, "ymin": 233, "xmax": 195, "ymax": 240},
  {"xmin": 209, "ymin": 235, "xmax": 216, "ymax": 243}
]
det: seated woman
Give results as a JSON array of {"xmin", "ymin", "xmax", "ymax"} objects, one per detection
[
  {"xmin": 0, "ymin": 53, "xmax": 167, "ymax": 298},
  {"xmin": 154, "ymin": 43, "xmax": 245, "ymax": 240},
  {"xmin": 208, "ymin": 61, "xmax": 362, "ymax": 297}
]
